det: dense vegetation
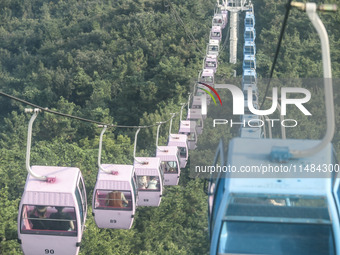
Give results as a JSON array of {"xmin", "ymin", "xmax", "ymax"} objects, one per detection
[{"xmin": 0, "ymin": 0, "xmax": 339, "ymax": 254}]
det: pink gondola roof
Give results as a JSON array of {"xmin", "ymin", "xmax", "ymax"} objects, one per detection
[
  {"xmin": 156, "ymin": 146, "xmax": 178, "ymax": 161},
  {"xmin": 179, "ymin": 120, "xmax": 196, "ymax": 133},
  {"xmin": 168, "ymin": 134, "xmax": 188, "ymax": 147},
  {"xmin": 134, "ymin": 157, "xmax": 160, "ymax": 176},
  {"xmin": 96, "ymin": 164, "xmax": 134, "ymax": 190}
]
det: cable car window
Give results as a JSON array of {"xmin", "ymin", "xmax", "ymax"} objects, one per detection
[
  {"xmin": 218, "ymin": 221, "xmax": 335, "ymax": 255},
  {"xmin": 78, "ymin": 178, "xmax": 87, "ymax": 219},
  {"xmin": 244, "ymin": 61, "xmax": 255, "ymax": 69},
  {"xmin": 75, "ymin": 188, "xmax": 84, "ymax": 226},
  {"xmin": 188, "ymin": 132, "xmax": 196, "ymax": 141},
  {"xmin": 206, "ymin": 61, "xmax": 216, "ymax": 67},
  {"xmin": 137, "ymin": 176, "xmax": 161, "ymax": 191},
  {"xmin": 179, "ymin": 147, "xmax": 187, "ymax": 158},
  {"xmin": 209, "ymin": 45, "xmax": 219, "ymax": 52},
  {"xmin": 202, "ymin": 76, "xmax": 213, "ymax": 83},
  {"xmin": 196, "ymin": 90, "xmax": 204, "ymax": 96},
  {"xmin": 131, "ymin": 176, "xmax": 137, "ymax": 199},
  {"xmin": 161, "ymin": 161, "xmax": 178, "ymax": 174},
  {"xmin": 94, "ymin": 190, "xmax": 132, "ymax": 211},
  {"xmin": 244, "ymin": 46, "xmax": 254, "ymax": 55},
  {"xmin": 226, "ymin": 194, "xmax": 330, "ymax": 222},
  {"xmin": 219, "ymin": 194, "xmax": 334, "ymax": 254},
  {"xmin": 245, "ymin": 19, "xmax": 253, "ymax": 27},
  {"xmin": 243, "ymin": 75, "xmax": 256, "ymax": 84},
  {"xmin": 245, "ymin": 31, "xmax": 254, "ymax": 40},
  {"xmin": 21, "ymin": 205, "xmax": 77, "ymax": 236},
  {"xmin": 159, "ymin": 166, "xmax": 164, "ymax": 182}
]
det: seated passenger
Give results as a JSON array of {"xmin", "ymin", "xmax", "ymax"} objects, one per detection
[
  {"xmin": 106, "ymin": 191, "xmax": 128, "ymax": 208},
  {"xmin": 49, "ymin": 206, "xmax": 74, "ymax": 231},
  {"xmin": 147, "ymin": 177, "xmax": 158, "ymax": 190},
  {"xmin": 30, "ymin": 206, "xmax": 49, "ymax": 230},
  {"xmin": 161, "ymin": 162, "xmax": 167, "ymax": 172},
  {"xmin": 138, "ymin": 176, "xmax": 148, "ymax": 189}
]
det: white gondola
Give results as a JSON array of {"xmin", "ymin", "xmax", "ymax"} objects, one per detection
[
  {"xmin": 200, "ymin": 69, "xmax": 215, "ymax": 85},
  {"xmin": 212, "ymin": 14, "xmax": 225, "ymax": 27},
  {"xmin": 210, "ymin": 26, "xmax": 222, "ymax": 41},
  {"xmin": 187, "ymin": 108, "xmax": 204, "ymax": 135},
  {"xmin": 179, "ymin": 120, "xmax": 197, "ymax": 150},
  {"xmin": 92, "ymin": 126, "xmax": 137, "ymax": 229},
  {"xmin": 18, "ymin": 109, "xmax": 87, "ymax": 255},
  {"xmin": 133, "ymin": 129, "xmax": 163, "ymax": 207},
  {"xmin": 207, "ymin": 39, "xmax": 220, "ymax": 56},
  {"xmin": 204, "ymin": 54, "xmax": 218, "ymax": 73},
  {"xmin": 168, "ymin": 134, "xmax": 188, "ymax": 169},
  {"xmin": 155, "ymin": 123, "xmax": 181, "ymax": 185}
]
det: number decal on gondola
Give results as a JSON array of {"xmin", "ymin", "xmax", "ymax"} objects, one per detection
[
  {"xmin": 45, "ymin": 249, "xmax": 54, "ymax": 254},
  {"xmin": 110, "ymin": 219, "xmax": 117, "ymax": 223}
]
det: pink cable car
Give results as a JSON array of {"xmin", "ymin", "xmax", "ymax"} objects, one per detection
[
  {"xmin": 133, "ymin": 128, "xmax": 163, "ymax": 207},
  {"xmin": 204, "ymin": 54, "xmax": 218, "ymax": 73},
  {"xmin": 134, "ymin": 157, "xmax": 163, "ymax": 206},
  {"xmin": 179, "ymin": 120, "xmax": 197, "ymax": 150},
  {"xmin": 167, "ymin": 113, "xmax": 189, "ymax": 169},
  {"xmin": 191, "ymin": 95, "xmax": 207, "ymax": 119},
  {"xmin": 221, "ymin": 10, "xmax": 228, "ymax": 29},
  {"xmin": 212, "ymin": 14, "xmax": 225, "ymax": 27},
  {"xmin": 155, "ymin": 123, "xmax": 180, "ymax": 185},
  {"xmin": 92, "ymin": 164, "xmax": 136, "ymax": 229},
  {"xmin": 196, "ymin": 83, "xmax": 211, "ymax": 106},
  {"xmin": 187, "ymin": 108, "xmax": 204, "ymax": 135},
  {"xmin": 157, "ymin": 146, "xmax": 180, "ymax": 185},
  {"xmin": 210, "ymin": 26, "xmax": 222, "ymax": 41},
  {"xmin": 207, "ymin": 39, "xmax": 220, "ymax": 56},
  {"xmin": 200, "ymin": 69, "xmax": 215, "ymax": 85},
  {"xmin": 18, "ymin": 109, "xmax": 87, "ymax": 255},
  {"xmin": 168, "ymin": 134, "xmax": 188, "ymax": 169},
  {"xmin": 92, "ymin": 126, "xmax": 137, "ymax": 229}
]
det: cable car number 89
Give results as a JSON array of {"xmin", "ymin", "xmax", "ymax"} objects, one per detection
[{"xmin": 45, "ymin": 249, "xmax": 55, "ymax": 254}]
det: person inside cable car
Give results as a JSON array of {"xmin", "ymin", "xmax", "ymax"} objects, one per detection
[
  {"xmin": 147, "ymin": 177, "xmax": 158, "ymax": 190},
  {"xmin": 138, "ymin": 176, "xmax": 148, "ymax": 189},
  {"xmin": 106, "ymin": 191, "xmax": 129, "ymax": 208},
  {"xmin": 179, "ymin": 147, "xmax": 187, "ymax": 158},
  {"xmin": 49, "ymin": 206, "xmax": 75, "ymax": 231},
  {"xmin": 30, "ymin": 206, "xmax": 49, "ymax": 230}
]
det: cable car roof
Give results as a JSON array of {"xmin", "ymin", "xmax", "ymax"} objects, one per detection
[
  {"xmin": 156, "ymin": 146, "xmax": 179, "ymax": 161},
  {"xmin": 227, "ymin": 138, "xmax": 333, "ymax": 195},
  {"xmin": 96, "ymin": 164, "xmax": 134, "ymax": 182},
  {"xmin": 187, "ymin": 109, "xmax": 203, "ymax": 119},
  {"xmin": 134, "ymin": 157, "xmax": 161, "ymax": 170},
  {"xmin": 24, "ymin": 166, "xmax": 80, "ymax": 193},
  {"xmin": 168, "ymin": 134, "xmax": 188, "ymax": 144}
]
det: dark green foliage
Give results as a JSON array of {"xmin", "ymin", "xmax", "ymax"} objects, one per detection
[
  {"xmin": 0, "ymin": 0, "xmax": 214, "ymax": 254},
  {"xmin": 1, "ymin": 0, "xmax": 340, "ymax": 254}
]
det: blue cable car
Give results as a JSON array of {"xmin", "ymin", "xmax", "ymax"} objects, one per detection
[
  {"xmin": 243, "ymin": 41, "xmax": 256, "ymax": 55},
  {"xmin": 243, "ymin": 54, "xmax": 256, "ymax": 69},
  {"xmin": 209, "ymin": 138, "xmax": 340, "ymax": 255},
  {"xmin": 245, "ymin": 11, "xmax": 255, "ymax": 28},
  {"xmin": 242, "ymin": 69, "xmax": 257, "ymax": 86},
  {"xmin": 244, "ymin": 27, "xmax": 256, "ymax": 42}
]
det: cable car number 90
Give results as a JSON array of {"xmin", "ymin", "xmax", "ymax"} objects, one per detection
[{"xmin": 45, "ymin": 249, "xmax": 54, "ymax": 254}]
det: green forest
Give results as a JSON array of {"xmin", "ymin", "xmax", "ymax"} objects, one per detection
[{"xmin": 0, "ymin": 0, "xmax": 340, "ymax": 254}]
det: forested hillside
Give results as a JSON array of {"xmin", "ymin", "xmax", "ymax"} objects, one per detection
[{"xmin": 1, "ymin": 0, "xmax": 340, "ymax": 254}]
